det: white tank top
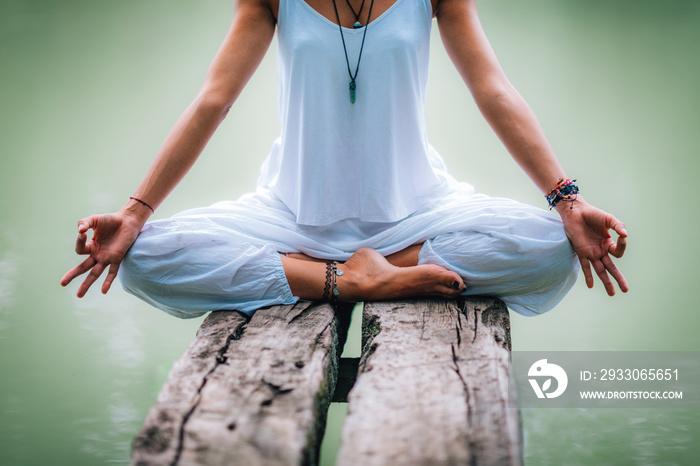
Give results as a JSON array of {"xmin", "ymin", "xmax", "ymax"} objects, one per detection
[{"xmin": 256, "ymin": 0, "xmax": 468, "ymax": 226}]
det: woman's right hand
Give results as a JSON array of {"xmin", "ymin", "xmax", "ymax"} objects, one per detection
[{"xmin": 60, "ymin": 211, "xmax": 145, "ymax": 297}]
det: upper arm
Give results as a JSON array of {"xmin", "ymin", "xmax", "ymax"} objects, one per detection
[
  {"xmin": 435, "ymin": 0, "xmax": 511, "ymax": 101},
  {"xmin": 200, "ymin": 0, "xmax": 277, "ymax": 107}
]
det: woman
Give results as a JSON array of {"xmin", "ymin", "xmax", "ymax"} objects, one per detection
[{"xmin": 61, "ymin": 0, "xmax": 628, "ymax": 319}]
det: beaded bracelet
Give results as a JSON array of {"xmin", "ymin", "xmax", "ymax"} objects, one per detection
[
  {"xmin": 545, "ymin": 178, "xmax": 579, "ymax": 210},
  {"xmin": 331, "ymin": 262, "xmax": 343, "ymax": 300}
]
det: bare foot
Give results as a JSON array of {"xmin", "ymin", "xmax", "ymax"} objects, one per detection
[
  {"xmin": 337, "ymin": 248, "xmax": 466, "ymax": 301},
  {"xmin": 385, "ymin": 243, "xmax": 422, "ymax": 267}
]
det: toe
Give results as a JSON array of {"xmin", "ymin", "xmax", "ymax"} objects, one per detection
[{"xmin": 447, "ymin": 272, "xmax": 466, "ymax": 291}]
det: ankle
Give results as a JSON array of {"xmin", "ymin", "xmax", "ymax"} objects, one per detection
[
  {"xmin": 338, "ymin": 262, "xmax": 404, "ymax": 301},
  {"xmin": 335, "ymin": 263, "xmax": 365, "ymax": 301}
]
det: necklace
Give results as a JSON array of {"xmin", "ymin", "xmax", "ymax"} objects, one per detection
[
  {"xmin": 344, "ymin": 0, "xmax": 367, "ymax": 28},
  {"xmin": 331, "ymin": 0, "xmax": 376, "ymax": 104}
]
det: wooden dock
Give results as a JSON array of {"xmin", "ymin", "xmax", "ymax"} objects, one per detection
[{"xmin": 131, "ymin": 297, "xmax": 521, "ymax": 465}]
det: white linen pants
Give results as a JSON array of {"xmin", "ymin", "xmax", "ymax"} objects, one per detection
[{"xmin": 118, "ymin": 189, "xmax": 579, "ymax": 319}]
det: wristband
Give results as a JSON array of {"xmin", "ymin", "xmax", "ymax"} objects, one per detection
[
  {"xmin": 129, "ymin": 196, "xmax": 155, "ymax": 214},
  {"xmin": 546, "ymin": 179, "xmax": 579, "ymax": 210}
]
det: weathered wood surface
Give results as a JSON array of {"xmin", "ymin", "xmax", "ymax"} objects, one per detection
[
  {"xmin": 131, "ymin": 301, "xmax": 352, "ymax": 466},
  {"xmin": 337, "ymin": 297, "xmax": 521, "ymax": 466}
]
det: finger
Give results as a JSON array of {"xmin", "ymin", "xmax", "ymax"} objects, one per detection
[
  {"xmin": 448, "ymin": 273, "xmax": 466, "ymax": 291},
  {"xmin": 102, "ymin": 263, "xmax": 120, "ymax": 294},
  {"xmin": 601, "ymin": 255, "xmax": 629, "ymax": 293},
  {"xmin": 60, "ymin": 256, "xmax": 96, "ymax": 286},
  {"xmin": 604, "ymin": 212, "xmax": 626, "ymax": 235},
  {"xmin": 579, "ymin": 258, "xmax": 595, "ymax": 289},
  {"xmin": 74, "ymin": 232, "xmax": 92, "ymax": 255},
  {"xmin": 592, "ymin": 259, "xmax": 616, "ymax": 296},
  {"xmin": 612, "ymin": 221, "xmax": 627, "ymax": 238},
  {"xmin": 77, "ymin": 262, "xmax": 107, "ymax": 298},
  {"xmin": 609, "ymin": 235, "xmax": 627, "ymax": 259}
]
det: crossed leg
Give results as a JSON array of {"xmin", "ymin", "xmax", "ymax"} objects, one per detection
[
  {"xmin": 281, "ymin": 245, "xmax": 466, "ymax": 301},
  {"xmin": 119, "ymin": 201, "xmax": 578, "ymax": 319}
]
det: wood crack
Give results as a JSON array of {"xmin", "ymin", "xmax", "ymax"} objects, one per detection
[
  {"xmin": 287, "ymin": 301, "xmax": 314, "ymax": 325},
  {"xmin": 170, "ymin": 323, "xmax": 246, "ymax": 466},
  {"xmin": 262, "ymin": 377, "xmax": 295, "ymax": 396},
  {"xmin": 451, "ymin": 343, "xmax": 478, "ymax": 466},
  {"xmin": 132, "ymin": 304, "xmax": 347, "ymax": 466},
  {"xmin": 450, "ymin": 343, "xmax": 472, "ymax": 430},
  {"xmin": 337, "ymin": 298, "xmax": 520, "ymax": 466}
]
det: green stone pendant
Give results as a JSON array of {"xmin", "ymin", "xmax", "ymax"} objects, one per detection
[
  {"xmin": 349, "ymin": 80, "xmax": 356, "ymax": 104},
  {"xmin": 353, "ymin": 21, "xmax": 362, "ymax": 28}
]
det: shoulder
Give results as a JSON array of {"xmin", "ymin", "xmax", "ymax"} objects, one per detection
[
  {"xmin": 234, "ymin": 0, "xmax": 278, "ymax": 25},
  {"xmin": 434, "ymin": 0, "xmax": 476, "ymax": 20}
]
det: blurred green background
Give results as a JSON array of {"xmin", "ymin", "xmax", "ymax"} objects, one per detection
[{"xmin": 1, "ymin": 0, "xmax": 699, "ymax": 464}]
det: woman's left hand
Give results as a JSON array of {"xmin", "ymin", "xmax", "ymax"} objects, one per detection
[{"xmin": 558, "ymin": 199, "xmax": 629, "ymax": 296}]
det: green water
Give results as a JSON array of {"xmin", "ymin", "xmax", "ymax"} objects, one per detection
[{"xmin": 1, "ymin": 0, "xmax": 699, "ymax": 464}]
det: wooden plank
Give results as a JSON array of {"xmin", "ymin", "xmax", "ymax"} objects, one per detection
[
  {"xmin": 337, "ymin": 297, "xmax": 521, "ymax": 466},
  {"xmin": 131, "ymin": 301, "xmax": 352, "ymax": 466}
]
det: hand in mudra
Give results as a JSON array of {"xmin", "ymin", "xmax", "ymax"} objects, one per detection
[
  {"xmin": 61, "ymin": 212, "xmax": 144, "ymax": 297},
  {"xmin": 561, "ymin": 200, "xmax": 628, "ymax": 296}
]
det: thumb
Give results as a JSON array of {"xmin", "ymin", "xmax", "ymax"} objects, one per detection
[{"xmin": 609, "ymin": 235, "xmax": 627, "ymax": 258}]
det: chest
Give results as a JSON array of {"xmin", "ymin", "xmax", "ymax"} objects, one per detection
[
  {"xmin": 280, "ymin": 0, "xmax": 436, "ymax": 28},
  {"xmin": 278, "ymin": 1, "xmax": 433, "ymax": 75}
]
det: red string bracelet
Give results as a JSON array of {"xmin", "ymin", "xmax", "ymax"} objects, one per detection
[{"xmin": 129, "ymin": 196, "xmax": 155, "ymax": 214}]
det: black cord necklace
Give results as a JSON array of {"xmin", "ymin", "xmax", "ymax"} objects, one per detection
[
  {"xmin": 331, "ymin": 0, "xmax": 376, "ymax": 104},
  {"xmin": 344, "ymin": 0, "xmax": 367, "ymax": 28}
]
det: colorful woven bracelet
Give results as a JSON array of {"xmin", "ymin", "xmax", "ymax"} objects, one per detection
[{"xmin": 545, "ymin": 178, "xmax": 579, "ymax": 210}]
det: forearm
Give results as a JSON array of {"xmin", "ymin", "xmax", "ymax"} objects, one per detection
[
  {"xmin": 436, "ymin": 0, "xmax": 628, "ymax": 296},
  {"xmin": 480, "ymin": 88, "xmax": 590, "ymax": 219},
  {"xmin": 122, "ymin": 93, "xmax": 230, "ymax": 224},
  {"xmin": 475, "ymin": 86, "xmax": 567, "ymax": 196},
  {"xmin": 120, "ymin": 0, "xmax": 276, "ymax": 225},
  {"xmin": 437, "ymin": 0, "xmax": 568, "ymax": 200}
]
